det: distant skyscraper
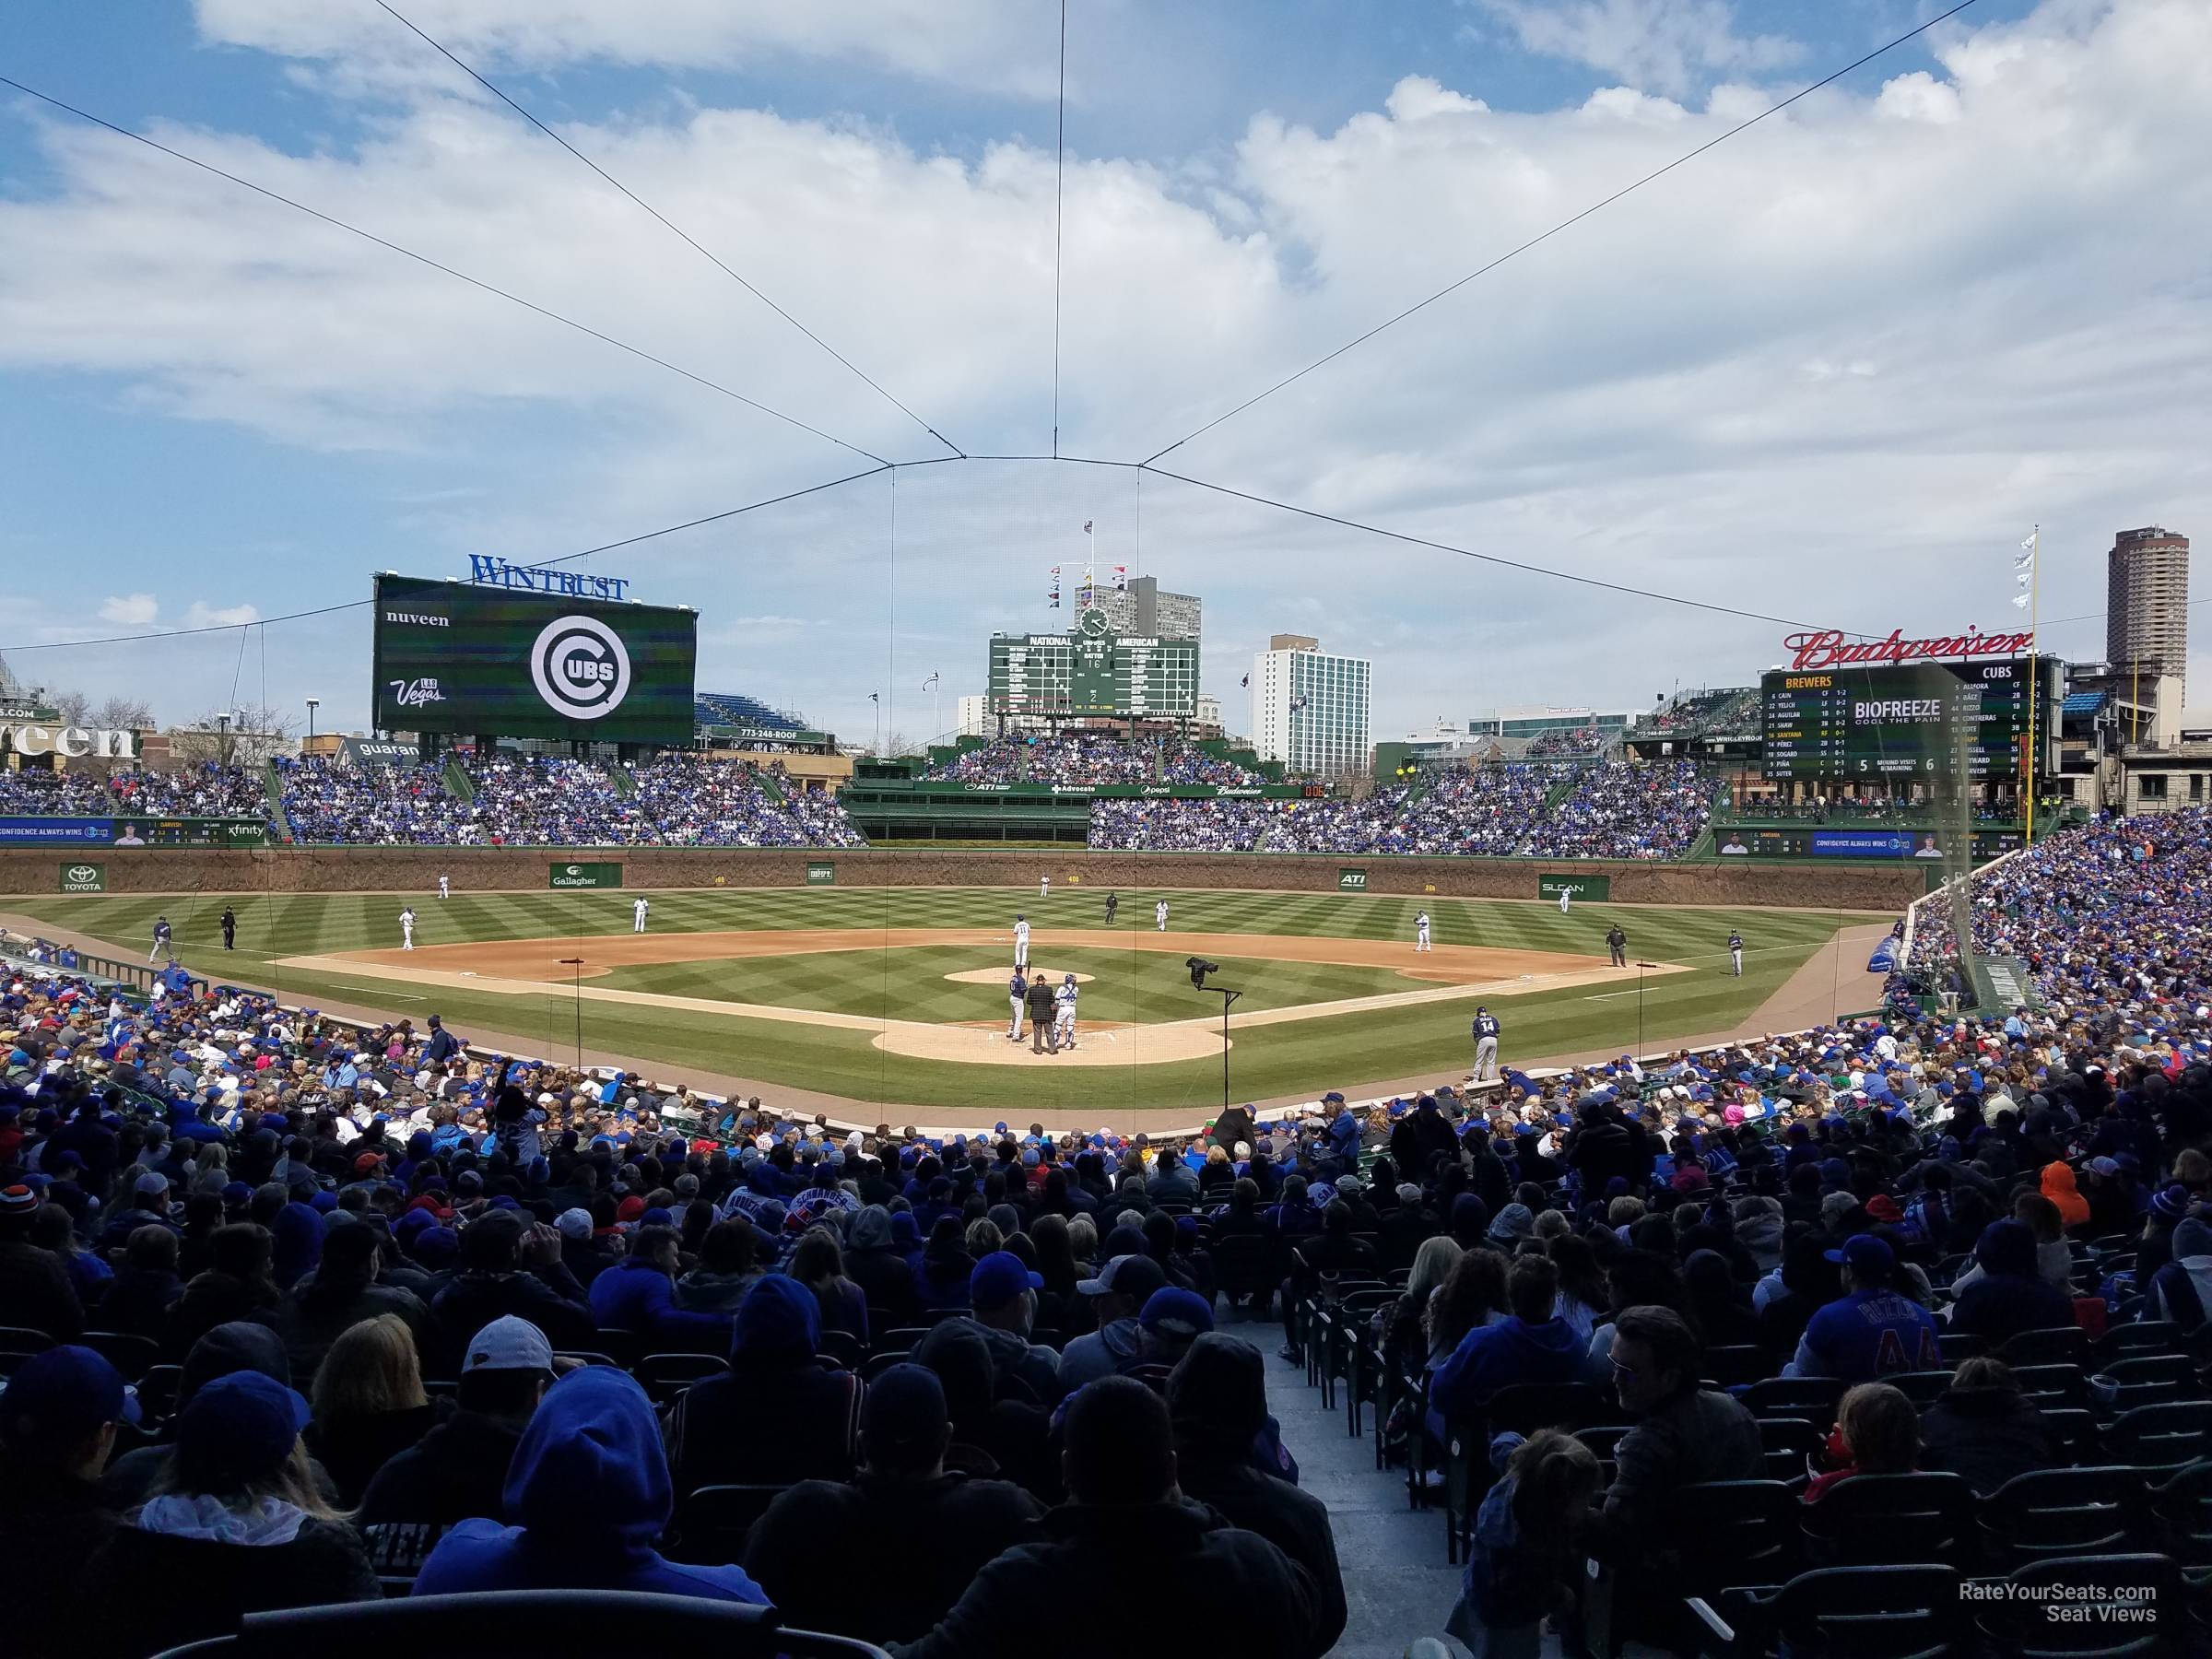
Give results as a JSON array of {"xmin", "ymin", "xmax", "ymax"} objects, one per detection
[
  {"xmin": 1098, "ymin": 576, "xmax": 1199, "ymax": 642},
  {"xmin": 2106, "ymin": 525, "xmax": 2190, "ymax": 697},
  {"xmin": 1252, "ymin": 635, "xmax": 1371, "ymax": 778}
]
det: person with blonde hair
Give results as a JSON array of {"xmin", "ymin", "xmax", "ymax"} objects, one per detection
[
  {"xmin": 308, "ymin": 1312, "xmax": 440, "ymax": 1506},
  {"xmin": 1805, "ymin": 1382, "xmax": 1918, "ymax": 1503},
  {"xmin": 88, "ymin": 1369, "xmax": 378, "ymax": 1652}
]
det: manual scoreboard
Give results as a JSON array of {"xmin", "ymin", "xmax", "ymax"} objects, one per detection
[
  {"xmin": 1760, "ymin": 657, "xmax": 2052, "ymax": 781},
  {"xmin": 988, "ymin": 608, "xmax": 1199, "ymax": 718}
]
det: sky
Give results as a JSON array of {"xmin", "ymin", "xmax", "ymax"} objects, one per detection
[{"xmin": 3, "ymin": 0, "xmax": 2208, "ymax": 748}]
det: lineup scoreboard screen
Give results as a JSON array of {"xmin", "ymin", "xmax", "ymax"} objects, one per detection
[
  {"xmin": 371, "ymin": 573, "xmax": 698, "ymax": 744},
  {"xmin": 988, "ymin": 610, "xmax": 1199, "ymax": 718},
  {"xmin": 1761, "ymin": 658, "xmax": 2047, "ymax": 781}
]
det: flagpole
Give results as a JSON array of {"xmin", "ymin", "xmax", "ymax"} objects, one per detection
[{"xmin": 2025, "ymin": 524, "xmax": 2040, "ymax": 846}]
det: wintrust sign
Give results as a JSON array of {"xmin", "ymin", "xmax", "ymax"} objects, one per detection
[
  {"xmin": 1782, "ymin": 628, "xmax": 2036, "ymax": 671},
  {"xmin": 0, "ymin": 724, "xmax": 136, "ymax": 759}
]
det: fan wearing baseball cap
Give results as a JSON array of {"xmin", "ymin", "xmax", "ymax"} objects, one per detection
[
  {"xmin": 742, "ymin": 1363, "xmax": 1044, "ymax": 1645},
  {"xmin": 357, "ymin": 1316, "xmax": 557, "ymax": 1567},
  {"xmin": 86, "ymin": 1370, "xmax": 379, "ymax": 1654},
  {"xmin": 1783, "ymin": 1233, "xmax": 1941, "ymax": 1381},
  {"xmin": 0, "ymin": 1346, "xmax": 140, "ymax": 1658},
  {"xmin": 966, "ymin": 1249, "xmax": 1065, "ymax": 1406},
  {"xmin": 1057, "ymin": 1253, "xmax": 1170, "ymax": 1392}
]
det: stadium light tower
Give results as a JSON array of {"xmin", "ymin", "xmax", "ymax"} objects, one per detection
[{"xmin": 305, "ymin": 698, "xmax": 319, "ymax": 742}]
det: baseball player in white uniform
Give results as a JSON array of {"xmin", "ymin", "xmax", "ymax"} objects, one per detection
[
  {"xmin": 1155, "ymin": 899, "xmax": 1169, "ymax": 932},
  {"xmin": 438, "ymin": 873, "xmax": 450, "ymax": 900},
  {"xmin": 1013, "ymin": 913, "xmax": 1030, "ymax": 969},
  {"xmin": 1415, "ymin": 910, "xmax": 1431, "ymax": 951},
  {"xmin": 633, "ymin": 897, "xmax": 650, "ymax": 933},
  {"xmin": 1559, "ymin": 884, "xmax": 1571, "ymax": 914},
  {"xmin": 1053, "ymin": 974, "xmax": 1078, "ymax": 1050},
  {"xmin": 1007, "ymin": 969, "xmax": 1028, "ymax": 1041},
  {"xmin": 1040, "ymin": 873, "xmax": 1051, "ymax": 900},
  {"xmin": 400, "ymin": 906, "xmax": 416, "ymax": 950},
  {"xmin": 1729, "ymin": 930, "xmax": 1744, "ymax": 977}
]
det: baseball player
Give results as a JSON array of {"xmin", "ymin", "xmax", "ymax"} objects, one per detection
[
  {"xmin": 219, "ymin": 906, "xmax": 236, "ymax": 951},
  {"xmin": 1559, "ymin": 883, "xmax": 1572, "ymax": 914},
  {"xmin": 438, "ymin": 873, "xmax": 450, "ymax": 900},
  {"xmin": 148, "ymin": 914, "xmax": 172, "ymax": 962},
  {"xmin": 400, "ymin": 906, "xmax": 417, "ymax": 950},
  {"xmin": 1606, "ymin": 924, "xmax": 1628, "ymax": 969},
  {"xmin": 1007, "ymin": 967, "xmax": 1029, "ymax": 1041},
  {"xmin": 1053, "ymin": 973, "xmax": 1079, "ymax": 1050},
  {"xmin": 1104, "ymin": 891, "xmax": 1118, "ymax": 925},
  {"xmin": 1471, "ymin": 1006, "xmax": 1501, "ymax": 1082},
  {"xmin": 633, "ymin": 896, "xmax": 650, "ymax": 934},
  {"xmin": 1013, "ymin": 912, "xmax": 1030, "ymax": 969},
  {"xmin": 1155, "ymin": 898, "xmax": 1169, "ymax": 932},
  {"xmin": 1414, "ymin": 909, "xmax": 1431, "ymax": 952},
  {"xmin": 1728, "ymin": 930, "xmax": 1745, "ymax": 977},
  {"xmin": 1040, "ymin": 873, "xmax": 1051, "ymax": 900}
]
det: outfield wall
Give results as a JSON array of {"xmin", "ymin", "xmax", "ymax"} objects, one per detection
[{"xmin": 0, "ymin": 846, "xmax": 1929, "ymax": 910}]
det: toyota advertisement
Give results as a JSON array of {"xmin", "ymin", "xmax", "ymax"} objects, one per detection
[{"xmin": 370, "ymin": 573, "xmax": 697, "ymax": 745}]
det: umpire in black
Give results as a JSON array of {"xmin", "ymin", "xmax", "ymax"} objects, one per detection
[
  {"xmin": 1027, "ymin": 971, "xmax": 1060, "ymax": 1053},
  {"xmin": 1606, "ymin": 923, "xmax": 1628, "ymax": 968}
]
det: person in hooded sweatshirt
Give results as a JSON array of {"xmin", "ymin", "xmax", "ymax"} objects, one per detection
[
  {"xmin": 1947, "ymin": 1219, "xmax": 2076, "ymax": 1344},
  {"xmin": 0, "ymin": 1347, "xmax": 138, "ymax": 1659},
  {"xmin": 2041, "ymin": 1160, "xmax": 2091, "ymax": 1233},
  {"xmin": 88, "ymin": 1370, "xmax": 379, "ymax": 1654},
  {"xmin": 1057, "ymin": 1253, "xmax": 1168, "ymax": 1391},
  {"xmin": 356, "ymin": 1316, "xmax": 555, "ymax": 1576},
  {"xmin": 409, "ymin": 1363, "xmax": 767, "ymax": 1606},
  {"xmin": 900, "ymin": 1376, "xmax": 1324, "ymax": 1659},
  {"xmin": 1167, "ymin": 1334, "xmax": 1347, "ymax": 1654},
  {"xmin": 2148, "ymin": 1216, "xmax": 2212, "ymax": 1333},
  {"xmin": 588, "ymin": 1223, "xmax": 731, "ymax": 1350},
  {"xmin": 964, "ymin": 1250, "xmax": 1065, "ymax": 1406},
  {"xmin": 664, "ymin": 1275, "xmax": 860, "ymax": 1493},
  {"xmin": 1430, "ymin": 1256, "xmax": 1597, "ymax": 1416},
  {"xmin": 742, "ymin": 1364, "xmax": 1042, "ymax": 1644}
]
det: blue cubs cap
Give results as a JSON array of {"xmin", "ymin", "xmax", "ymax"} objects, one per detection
[
  {"xmin": 1824, "ymin": 1233, "xmax": 1895, "ymax": 1281},
  {"xmin": 1139, "ymin": 1286, "xmax": 1215, "ymax": 1338},
  {"xmin": 175, "ymin": 1368, "xmax": 310, "ymax": 1484},
  {"xmin": 971, "ymin": 1250, "xmax": 1044, "ymax": 1309},
  {"xmin": 0, "ymin": 1345, "xmax": 140, "ymax": 1442}
]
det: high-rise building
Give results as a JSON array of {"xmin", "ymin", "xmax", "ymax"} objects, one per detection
[
  {"xmin": 2107, "ymin": 525, "xmax": 2190, "ymax": 697},
  {"xmin": 1252, "ymin": 635, "xmax": 1371, "ymax": 778},
  {"xmin": 1097, "ymin": 576, "xmax": 1200, "ymax": 642}
]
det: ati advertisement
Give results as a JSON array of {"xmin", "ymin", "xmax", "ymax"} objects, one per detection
[{"xmin": 372, "ymin": 573, "xmax": 697, "ymax": 745}]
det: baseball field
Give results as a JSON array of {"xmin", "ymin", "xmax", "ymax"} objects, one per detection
[{"xmin": 4, "ymin": 881, "xmax": 1891, "ymax": 1124}]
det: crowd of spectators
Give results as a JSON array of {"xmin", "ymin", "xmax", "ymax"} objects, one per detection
[
  {"xmin": 924, "ymin": 734, "xmax": 1265, "ymax": 787},
  {"xmin": 110, "ymin": 762, "xmax": 269, "ymax": 819},
  {"xmin": 1524, "ymin": 725, "xmax": 1611, "ymax": 759},
  {"xmin": 1090, "ymin": 760, "xmax": 1710, "ymax": 858},
  {"xmin": 273, "ymin": 755, "xmax": 863, "ymax": 848},
  {"xmin": 0, "ymin": 767, "xmax": 114, "ymax": 815},
  {"xmin": 4, "ymin": 803, "xmax": 2212, "ymax": 1650}
]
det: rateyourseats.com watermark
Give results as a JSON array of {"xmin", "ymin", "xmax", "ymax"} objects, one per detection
[{"xmin": 1961, "ymin": 1581, "xmax": 2159, "ymax": 1625}]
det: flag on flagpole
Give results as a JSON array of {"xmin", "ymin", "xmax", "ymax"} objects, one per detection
[
  {"xmin": 1240, "ymin": 674, "xmax": 1249, "ymax": 688},
  {"xmin": 1082, "ymin": 520, "xmax": 1093, "ymax": 535},
  {"xmin": 2016, "ymin": 570, "xmax": 2032, "ymax": 587},
  {"xmin": 2020, "ymin": 533, "xmax": 2037, "ymax": 550},
  {"xmin": 2012, "ymin": 592, "xmax": 2030, "ymax": 609},
  {"xmin": 2014, "ymin": 550, "xmax": 2035, "ymax": 569}
]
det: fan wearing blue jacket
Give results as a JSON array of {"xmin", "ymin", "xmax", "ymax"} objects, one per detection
[
  {"xmin": 588, "ymin": 1224, "xmax": 732, "ymax": 1350},
  {"xmin": 411, "ymin": 1363, "xmax": 769, "ymax": 1605},
  {"xmin": 1430, "ymin": 1256, "xmax": 1597, "ymax": 1417}
]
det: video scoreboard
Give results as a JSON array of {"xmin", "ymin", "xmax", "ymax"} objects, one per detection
[{"xmin": 1760, "ymin": 657, "xmax": 2053, "ymax": 781}]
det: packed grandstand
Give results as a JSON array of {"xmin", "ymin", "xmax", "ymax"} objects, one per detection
[{"xmin": 2, "ymin": 804, "xmax": 2208, "ymax": 1653}]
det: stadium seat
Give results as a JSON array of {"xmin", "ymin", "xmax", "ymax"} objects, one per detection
[
  {"xmin": 1701, "ymin": 1344, "xmax": 1770, "ymax": 1389},
  {"xmin": 2099, "ymin": 1323, "xmax": 2183, "ymax": 1362},
  {"xmin": 2142, "ymin": 1460, "xmax": 2212, "ymax": 1565},
  {"xmin": 143, "ymin": 1589, "xmax": 887, "ymax": 1658},
  {"xmin": 1801, "ymin": 1471, "xmax": 1977, "ymax": 1567},
  {"xmin": 0, "ymin": 1325, "xmax": 55, "ymax": 1359},
  {"xmin": 872, "ymin": 1327, "xmax": 934, "ymax": 1356},
  {"xmin": 591, "ymin": 1328, "xmax": 643, "ymax": 1369},
  {"xmin": 1688, "ymin": 1563, "xmax": 1966, "ymax": 1659},
  {"xmin": 135, "ymin": 1362, "xmax": 184, "ymax": 1424},
  {"xmin": 1888, "ymin": 1369, "xmax": 1955, "ymax": 1406},
  {"xmin": 814, "ymin": 1330, "xmax": 865, "ymax": 1371},
  {"xmin": 1744, "ymin": 1376, "xmax": 1848, "ymax": 1428},
  {"xmin": 1758, "ymin": 1416, "xmax": 1823, "ymax": 1483},
  {"xmin": 2104, "ymin": 1403, "xmax": 2212, "ymax": 1472},
  {"xmin": 1971, "ymin": 1553, "xmax": 2185, "ymax": 1657},
  {"xmin": 666, "ymin": 1485, "xmax": 792, "ymax": 1566},
  {"xmin": 1210, "ymin": 1236, "xmax": 1278, "ymax": 1317},
  {"xmin": 638, "ymin": 1352, "xmax": 726, "ymax": 1403},
  {"xmin": 1672, "ymin": 1479, "xmax": 1800, "ymax": 1594},
  {"xmin": 1978, "ymin": 1466, "xmax": 2151, "ymax": 1568},
  {"xmin": 1936, "ymin": 1331, "xmax": 1987, "ymax": 1364},
  {"xmin": 2002, "ymin": 1326, "xmax": 2093, "ymax": 1368},
  {"xmin": 76, "ymin": 1329, "xmax": 159, "ymax": 1382}
]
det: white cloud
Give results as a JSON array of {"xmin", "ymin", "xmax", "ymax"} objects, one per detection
[
  {"xmin": 183, "ymin": 601, "xmax": 262, "ymax": 628},
  {"xmin": 1468, "ymin": 0, "xmax": 1804, "ymax": 100},
  {"xmin": 0, "ymin": 0, "xmax": 2208, "ymax": 735},
  {"xmin": 99, "ymin": 594, "xmax": 160, "ymax": 626}
]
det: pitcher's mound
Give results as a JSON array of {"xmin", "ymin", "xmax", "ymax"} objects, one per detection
[{"xmin": 873, "ymin": 1021, "xmax": 1226, "ymax": 1066}]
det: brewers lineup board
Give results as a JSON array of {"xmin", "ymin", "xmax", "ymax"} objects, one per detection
[
  {"xmin": 988, "ymin": 608, "xmax": 1199, "ymax": 718},
  {"xmin": 371, "ymin": 573, "xmax": 698, "ymax": 745},
  {"xmin": 1760, "ymin": 658, "xmax": 2053, "ymax": 781}
]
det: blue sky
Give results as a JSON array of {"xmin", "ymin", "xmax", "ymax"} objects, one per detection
[{"xmin": 4, "ymin": 0, "xmax": 2202, "ymax": 746}]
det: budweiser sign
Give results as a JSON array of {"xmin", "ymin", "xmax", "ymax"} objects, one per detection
[{"xmin": 1783, "ymin": 627, "xmax": 2035, "ymax": 671}]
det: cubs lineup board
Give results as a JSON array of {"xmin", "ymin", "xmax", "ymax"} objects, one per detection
[
  {"xmin": 1759, "ymin": 657, "xmax": 2053, "ymax": 781},
  {"xmin": 988, "ymin": 608, "xmax": 1199, "ymax": 718}
]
